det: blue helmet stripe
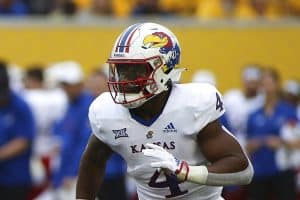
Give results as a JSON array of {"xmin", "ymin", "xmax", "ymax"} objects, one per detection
[{"xmin": 118, "ymin": 23, "xmax": 141, "ymax": 52}]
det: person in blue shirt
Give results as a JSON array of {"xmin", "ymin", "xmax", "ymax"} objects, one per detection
[
  {"xmin": 0, "ymin": 61, "xmax": 35, "ymax": 200},
  {"xmin": 0, "ymin": 0, "xmax": 28, "ymax": 15},
  {"xmin": 219, "ymin": 114, "xmax": 232, "ymax": 132},
  {"xmin": 246, "ymin": 68, "xmax": 298, "ymax": 200},
  {"xmin": 51, "ymin": 62, "xmax": 94, "ymax": 198}
]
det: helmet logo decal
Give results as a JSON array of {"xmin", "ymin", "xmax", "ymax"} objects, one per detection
[
  {"xmin": 142, "ymin": 32, "xmax": 180, "ymax": 69},
  {"xmin": 142, "ymin": 32, "xmax": 172, "ymax": 52}
]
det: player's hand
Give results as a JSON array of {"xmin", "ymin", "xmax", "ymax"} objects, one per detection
[
  {"xmin": 142, "ymin": 143, "xmax": 189, "ymax": 181},
  {"xmin": 265, "ymin": 136, "xmax": 283, "ymax": 150},
  {"xmin": 62, "ymin": 177, "xmax": 76, "ymax": 189},
  {"xmin": 246, "ymin": 139, "xmax": 262, "ymax": 154}
]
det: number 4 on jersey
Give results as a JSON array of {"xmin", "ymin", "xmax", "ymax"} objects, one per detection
[
  {"xmin": 148, "ymin": 170, "xmax": 188, "ymax": 198},
  {"xmin": 216, "ymin": 92, "xmax": 224, "ymax": 112}
]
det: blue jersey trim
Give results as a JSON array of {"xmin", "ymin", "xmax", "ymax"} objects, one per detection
[
  {"xmin": 129, "ymin": 87, "xmax": 172, "ymax": 127},
  {"xmin": 129, "ymin": 109, "xmax": 162, "ymax": 127}
]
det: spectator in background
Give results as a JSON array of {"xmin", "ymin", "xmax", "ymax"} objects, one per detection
[
  {"xmin": 132, "ymin": 0, "xmax": 165, "ymax": 15},
  {"xmin": 0, "ymin": 0, "xmax": 28, "ymax": 15},
  {"xmin": 251, "ymin": 0, "xmax": 267, "ymax": 16},
  {"xmin": 280, "ymin": 80, "xmax": 300, "ymax": 156},
  {"xmin": 160, "ymin": 0, "xmax": 199, "ymax": 15},
  {"xmin": 85, "ymin": 68, "xmax": 108, "ymax": 97},
  {"xmin": 192, "ymin": 70, "xmax": 217, "ymax": 86},
  {"xmin": 234, "ymin": 0, "xmax": 257, "ymax": 19},
  {"xmin": 61, "ymin": 0, "xmax": 78, "ymax": 16},
  {"xmin": 23, "ymin": 66, "xmax": 49, "ymax": 189},
  {"xmin": 246, "ymin": 68, "xmax": 298, "ymax": 200},
  {"xmin": 250, "ymin": 0, "xmax": 285, "ymax": 18},
  {"xmin": 111, "ymin": 0, "xmax": 133, "ymax": 17},
  {"xmin": 22, "ymin": 65, "xmax": 67, "ymax": 199},
  {"xmin": 42, "ymin": 0, "xmax": 79, "ymax": 16},
  {"xmin": 24, "ymin": 0, "xmax": 54, "ymax": 15},
  {"xmin": 74, "ymin": 0, "xmax": 91, "ymax": 10},
  {"xmin": 51, "ymin": 61, "xmax": 94, "ymax": 199},
  {"xmin": 91, "ymin": 0, "xmax": 112, "ymax": 15},
  {"xmin": 23, "ymin": 65, "xmax": 44, "ymax": 89},
  {"xmin": 1, "ymin": 0, "xmax": 300, "ymax": 17},
  {"xmin": 0, "ymin": 61, "xmax": 35, "ymax": 199},
  {"xmin": 264, "ymin": 0, "xmax": 286, "ymax": 19},
  {"xmin": 224, "ymin": 65, "xmax": 264, "ymax": 147},
  {"xmin": 279, "ymin": 80, "xmax": 300, "ymax": 194},
  {"xmin": 7, "ymin": 64, "xmax": 24, "ymax": 93},
  {"xmin": 195, "ymin": 0, "xmax": 226, "ymax": 19},
  {"xmin": 85, "ymin": 68, "xmax": 128, "ymax": 200},
  {"xmin": 288, "ymin": 0, "xmax": 300, "ymax": 16}
]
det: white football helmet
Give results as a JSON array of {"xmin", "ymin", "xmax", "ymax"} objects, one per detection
[{"xmin": 107, "ymin": 22, "xmax": 184, "ymax": 108}]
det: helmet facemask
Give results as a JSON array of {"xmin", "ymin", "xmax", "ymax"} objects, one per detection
[{"xmin": 107, "ymin": 57, "xmax": 163, "ymax": 108}]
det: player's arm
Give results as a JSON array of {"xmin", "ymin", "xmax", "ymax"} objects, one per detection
[
  {"xmin": 76, "ymin": 134, "xmax": 113, "ymax": 200},
  {"xmin": 193, "ymin": 119, "xmax": 253, "ymax": 185},
  {"xmin": 0, "ymin": 138, "xmax": 30, "ymax": 160},
  {"xmin": 0, "ymin": 103, "xmax": 34, "ymax": 161},
  {"xmin": 143, "ymin": 85, "xmax": 253, "ymax": 186},
  {"xmin": 143, "ymin": 121, "xmax": 253, "ymax": 186}
]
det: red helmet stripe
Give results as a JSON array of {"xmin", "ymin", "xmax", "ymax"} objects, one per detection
[{"xmin": 125, "ymin": 25, "xmax": 141, "ymax": 53}]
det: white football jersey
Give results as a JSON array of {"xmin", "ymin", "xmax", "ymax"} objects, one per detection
[
  {"xmin": 89, "ymin": 83, "xmax": 225, "ymax": 200},
  {"xmin": 22, "ymin": 88, "xmax": 67, "ymax": 156}
]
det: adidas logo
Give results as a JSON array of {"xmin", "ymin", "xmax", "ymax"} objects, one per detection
[{"xmin": 163, "ymin": 122, "xmax": 177, "ymax": 133}]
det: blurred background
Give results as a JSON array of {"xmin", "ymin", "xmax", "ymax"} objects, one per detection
[{"xmin": 0, "ymin": 0, "xmax": 300, "ymax": 200}]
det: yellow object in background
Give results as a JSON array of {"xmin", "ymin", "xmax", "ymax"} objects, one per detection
[
  {"xmin": 74, "ymin": 0, "xmax": 91, "ymax": 9},
  {"xmin": 159, "ymin": 0, "xmax": 198, "ymax": 14},
  {"xmin": 265, "ymin": 0, "xmax": 285, "ymax": 19},
  {"xmin": 288, "ymin": 0, "xmax": 300, "ymax": 12},
  {"xmin": 196, "ymin": 0, "xmax": 226, "ymax": 19},
  {"xmin": 0, "ymin": 24, "xmax": 299, "ymax": 92},
  {"xmin": 234, "ymin": 0, "xmax": 257, "ymax": 19},
  {"xmin": 159, "ymin": 0, "xmax": 184, "ymax": 12},
  {"xmin": 112, "ymin": 0, "xmax": 135, "ymax": 17}
]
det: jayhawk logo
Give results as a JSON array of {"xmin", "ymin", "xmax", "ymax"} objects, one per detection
[
  {"xmin": 142, "ymin": 32, "xmax": 180, "ymax": 69},
  {"xmin": 142, "ymin": 32, "xmax": 173, "ymax": 54}
]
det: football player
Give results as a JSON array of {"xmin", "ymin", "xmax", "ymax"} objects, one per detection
[{"xmin": 76, "ymin": 22, "xmax": 253, "ymax": 200}]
